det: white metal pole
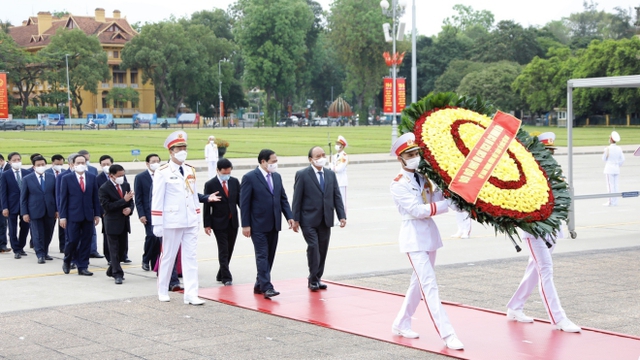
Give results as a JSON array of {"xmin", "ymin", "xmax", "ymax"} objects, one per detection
[
  {"xmin": 65, "ymin": 54, "xmax": 71, "ymax": 120},
  {"xmin": 391, "ymin": 0, "xmax": 397, "ymax": 145},
  {"xmin": 218, "ymin": 60, "xmax": 222, "ymax": 120},
  {"xmin": 411, "ymin": 0, "xmax": 417, "ymax": 103},
  {"xmin": 567, "ymin": 82, "xmax": 575, "ymax": 234}
]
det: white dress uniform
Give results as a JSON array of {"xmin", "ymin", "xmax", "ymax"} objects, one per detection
[
  {"xmin": 332, "ymin": 135, "xmax": 349, "ymax": 213},
  {"xmin": 204, "ymin": 140, "xmax": 219, "ymax": 179},
  {"xmin": 152, "ymin": 133, "xmax": 202, "ymax": 301},
  {"xmin": 602, "ymin": 132, "xmax": 624, "ymax": 206},
  {"xmin": 453, "ymin": 211, "xmax": 471, "ymax": 238},
  {"xmin": 390, "ymin": 168, "xmax": 456, "ymax": 340}
]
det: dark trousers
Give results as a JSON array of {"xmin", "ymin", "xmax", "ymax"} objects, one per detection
[
  {"xmin": 142, "ymin": 222, "xmax": 159, "ymax": 266},
  {"xmin": 252, "ymin": 229, "xmax": 279, "ymax": 292},
  {"xmin": 57, "ymin": 223, "xmax": 65, "ymax": 252},
  {"xmin": 106, "ymin": 232, "xmax": 128, "ymax": 278},
  {"xmin": 30, "ymin": 216, "xmax": 56, "ymax": 258},
  {"xmin": 213, "ymin": 226, "xmax": 238, "ymax": 282},
  {"xmin": 302, "ymin": 223, "xmax": 331, "ymax": 283},
  {"xmin": 0, "ymin": 214, "xmax": 8, "ymax": 249},
  {"xmin": 64, "ymin": 220, "xmax": 94, "ymax": 270},
  {"xmin": 103, "ymin": 228, "xmax": 129, "ymax": 263},
  {"xmin": 8, "ymin": 214, "xmax": 29, "ymax": 254}
]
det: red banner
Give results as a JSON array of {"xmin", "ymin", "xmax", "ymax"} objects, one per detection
[
  {"xmin": 382, "ymin": 77, "xmax": 406, "ymax": 114},
  {"xmin": 449, "ymin": 111, "xmax": 522, "ymax": 204},
  {"xmin": 0, "ymin": 73, "xmax": 8, "ymax": 119},
  {"xmin": 219, "ymin": 100, "xmax": 224, "ymax": 118}
]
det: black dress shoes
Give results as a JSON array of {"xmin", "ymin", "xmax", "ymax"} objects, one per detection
[
  {"xmin": 253, "ymin": 287, "xmax": 263, "ymax": 294},
  {"xmin": 78, "ymin": 269, "xmax": 94, "ymax": 276},
  {"xmin": 170, "ymin": 284, "xmax": 183, "ymax": 292},
  {"xmin": 141, "ymin": 263, "xmax": 150, "ymax": 271},
  {"xmin": 89, "ymin": 253, "xmax": 104, "ymax": 259},
  {"xmin": 308, "ymin": 282, "xmax": 320, "ymax": 291},
  {"xmin": 318, "ymin": 282, "xmax": 328, "ymax": 290},
  {"xmin": 70, "ymin": 263, "xmax": 77, "ymax": 269},
  {"xmin": 0, "ymin": 247, "xmax": 11, "ymax": 253},
  {"xmin": 115, "ymin": 277, "xmax": 123, "ymax": 285},
  {"xmin": 62, "ymin": 262, "xmax": 70, "ymax": 274},
  {"xmin": 44, "ymin": 255, "xmax": 53, "ymax": 261},
  {"xmin": 19, "ymin": 251, "xmax": 27, "ymax": 256},
  {"xmin": 123, "ymin": 258, "xmax": 132, "ymax": 263},
  {"xmin": 263, "ymin": 289, "xmax": 280, "ymax": 299},
  {"xmin": 14, "ymin": 254, "xmax": 21, "ymax": 259},
  {"xmin": 38, "ymin": 257, "xmax": 45, "ymax": 264},
  {"xmin": 223, "ymin": 281, "xmax": 233, "ymax": 286}
]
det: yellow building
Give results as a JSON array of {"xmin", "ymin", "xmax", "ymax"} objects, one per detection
[{"xmin": 8, "ymin": 8, "xmax": 155, "ymax": 117}]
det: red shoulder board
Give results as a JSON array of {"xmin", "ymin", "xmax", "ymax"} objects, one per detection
[{"xmin": 393, "ymin": 174, "xmax": 403, "ymax": 182}]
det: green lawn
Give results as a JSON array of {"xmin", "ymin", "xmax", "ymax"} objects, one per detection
[{"xmin": 0, "ymin": 125, "xmax": 638, "ymax": 162}]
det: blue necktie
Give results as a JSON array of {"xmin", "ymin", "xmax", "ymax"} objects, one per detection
[
  {"xmin": 40, "ymin": 175, "xmax": 45, "ymax": 192},
  {"xmin": 318, "ymin": 171, "xmax": 325, "ymax": 192},
  {"xmin": 414, "ymin": 172, "xmax": 421, "ymax": 186},
  {"xmin": 179, "ymin": 166, "xmax": 184, "ymax": 176}
]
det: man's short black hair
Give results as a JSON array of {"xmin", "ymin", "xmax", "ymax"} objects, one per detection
[
  {"xmin": 0, "ymin": 154, "xmax": 4, "ymax": 161},
  {"xmin": 258, "ymin": 149, "xmax": 275, "ymax": 164},
  {"xmin": 72, "ymin": 154, "xmax": 86, "ymax": 163},
  {"xmin": 108, "ymin": 164, "xmax": 125, "ymax": 175},
  {"xmin": 30, "ymin": 153, "xmax": 42, "ymax": 162},
  {"xmin": 78, "ymin": 149, "xmax": 90, "ymax": 156},
  {"xmin": 32, "ymin": 156, "xmax": 47, "ymax": 165},
  {"xmin": 308, "ymin": 146, "xmax": 323, "ymax": 158},
  {"xmin": 7, "ymin": 152, "xmax": 20, "ymax": 161},
  {"xmin": 146, "ymin": 153, "xmax": 160, "ymax": 163},
  {"xmin": 217, "ymin": 158, "xmax": 233, "ymax": 170},
  {"xmin": 99, "ymin": 155, "xmax": 114, "ymax": 164},
  {"xmin": 51, "ymin": 154, "xmax": 64, "ymax": 162}
]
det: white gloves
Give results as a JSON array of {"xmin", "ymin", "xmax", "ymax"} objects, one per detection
[
  {"xmin": 446, "ymin": 198, "xmax": 460, "ymax": 212},
  {"xmin": 153, "ymin": 225, "xmax": 164, "ymax": 238}
]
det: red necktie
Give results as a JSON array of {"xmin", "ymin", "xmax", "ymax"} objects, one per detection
[
  {"xmin": 55, "ymin": 171, "xmax": 59, "ymax": 178},
  {"xmin": 79, "ymin": 176, "xmax": 85, "ymax": 192},
  {"xmin": 222, "ymin": 181, "xmax": 229, "ymax": 197},
  {"xmin": 116, "ymin": 184, "xmax": 123, "ymax": 198}
]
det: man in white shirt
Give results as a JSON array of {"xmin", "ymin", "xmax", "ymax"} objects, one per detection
[
  {"xmin": 603, "ymin": 131, "xmax": 625, "ymax": 206},
  {"xmin": 204, "ymin": 135, "xmax": 219, "ymax": 179}
]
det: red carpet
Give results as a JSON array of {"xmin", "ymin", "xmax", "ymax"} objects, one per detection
[{"xmin": 198, "ymin": 279, "xmax": 640, "ymax": 359}]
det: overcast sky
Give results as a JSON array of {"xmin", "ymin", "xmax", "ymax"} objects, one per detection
[{"xmin": 6, "ymin": 0, "xmax": 639, "ymax": 37}]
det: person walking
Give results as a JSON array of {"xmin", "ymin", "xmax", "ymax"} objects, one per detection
[
  {"xmin": 292, "ymin": 146, "xmax": 346, "ymax": 291},
  {"xmin": 204, "ymin": 135, "xmax": 219, "ymax": 179},
  {"xmin": 0, "ymin": 152, "xmax": 30, "ymax": 259},
  {"xmin": 46, "ymin": 154, "xmax": 65, "ymax": 253},
  {"xmin": 135, "ymin": 153, "xmax": 161, "ymax": 271},
  {"xmin": 332, "ymin": 135, "xmax": 349, "ymax": 214},
  {"xmin": 602, "ymin": 131, "xmax": 625, "ymax": 207}
]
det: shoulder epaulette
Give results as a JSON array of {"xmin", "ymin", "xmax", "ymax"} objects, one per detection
[
  {"xmin": 393, "ymin": 173, "xmax": 403, "ymax": 182},
  {"xmin": 158, "ymin": 163, "xmax": 169, "ymax": 171},
  {"xmin": 183, "ymin": 163, "xmax": 194, "ymax": 168}
]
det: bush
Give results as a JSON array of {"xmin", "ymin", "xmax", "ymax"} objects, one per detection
[
  {"xmin": 10, "ymin": 105, "xmax": 68, "ymax": 119},
  {"xmin": 214, "ymin": 138, "xmax": 230, "ymax": 148}
]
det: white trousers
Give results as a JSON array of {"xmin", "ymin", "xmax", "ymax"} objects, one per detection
[
  {"xmin": 339, "ymin": 186, "xmax": 347, "ymax": 216},
  {"xmin": 507, "ymin": 236, "xmax": 566, "ymax": 324},
  {"xmin": 393, "ymin": 251, "xmax": 455, "ymax": 339},
  {"xmin": 207, "ymin": 161, "xmax": 218, "ymax": 179},
  {"xmin": 605, "ymin": 174, "xmax": 619, "ymax": 206},
  {"xmin": 455, "ymin": 211, "xmax": 471, "ymax": 236},
  {"xmin": 158, "ymin": 227, "xmax": 199, "ymax": 299}
]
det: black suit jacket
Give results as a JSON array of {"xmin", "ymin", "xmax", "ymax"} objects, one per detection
[
  {"xmin": 240, "ymin": 167, "xmax": 293, "ymax": 232},
  {"xmin": 292, "ymin": 166, "xmax": 345, "ymax": 228},
  {"xmin": 99, "ymin": 181, "xmax": 134, "ymax": 235},
  {"xmin": 203, "ymin": 176, "xmax": 240, "ymax": 230},
  {"xmin": 134, "ymin": 170, "xmax": 153, "ymax": 221}
]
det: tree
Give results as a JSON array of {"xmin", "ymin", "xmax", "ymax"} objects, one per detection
[
  {"xmin": 105, "ymin": 87, "xmax": 139, "ymax": 109},
  {"xmin": 434, "ymin": 60, "xmax": 485, "ymax": 93},
  {"xmin": 470, "ymin": 21, "xmax": 545, "ymax": 65},
  {"xmin": 308, "ymin": 31, "xmax": 345, "ymax": 116},
  {"xmin": 0, "ymin": 20, "xmax": 11, "ymax": 34},
  {"xmin": 443, "ymin": 4, "xmax": 494, "ymax": 33},
  {"xmin": 456, "ymin": 61, "xmax": 522, "ymax": 112},
  {"xmin": 41, "ymin": 29, "xmax": 110, "ymax": 118},
  {"xmin": 235, "ymin": 0, "xmax": 314, "ymax": 123}
]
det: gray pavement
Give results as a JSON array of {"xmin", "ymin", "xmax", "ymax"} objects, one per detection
[{"xmin": 1, "ymin": 148, "xmax": 639, "ymax": 359}]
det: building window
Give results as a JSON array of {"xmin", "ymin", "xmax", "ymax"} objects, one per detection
[
  {"xmin": 66, "ymin": 20, "xmax": 75, "ymax": 29},
  {"xmin": 130, "ymin": 70, "xmax": 138, "ymax": 84},
  {"xmin": 113, "ymin": 51, "xmax": 119, "ymax": 59}
]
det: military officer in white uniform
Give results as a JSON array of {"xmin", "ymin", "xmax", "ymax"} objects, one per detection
[
  {"xmin": 602, "ymin": 131, "xmax": 624, "ymax": 206},
  {"xmin": 331, "ymin": 135, "xmax": 348, "ymax": 214},
  {"xmin": 204, "ymin": 135, "xmax": 219, "ymax": 179},
  {"xmin": 389, "ymin": 133, "xmax": 464, "ymax": 351},
  {"xmin": 506, "ymin": 132, "xmax": 581, "ymax": 333},
  {"xmin": 152, "ymin": 131, "xmax": 205, "ymax": 305}
]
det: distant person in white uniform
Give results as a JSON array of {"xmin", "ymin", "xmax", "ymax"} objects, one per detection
[
  {"xmin": 451, "ymin": 211, "xmax": 471, "ymax": 239},
  {"xmin": 205, "ymin": 135, "xmax": 219, "ymax": 179},
  {"xmin": 506, "ymin": 131, "xmax": 581, "ymax": 333},
  {"xmin": 152, "ymin": 131, "xmax": 205, "ymax": 305},
  {"xmin": 602, "ymin": 131, "xmax": 624, "ymax": 206},
  {"xmin": 389, "ymin": 133, "xmax": 464, "ymax": 351},
  {"xmin": 331, "ymin": 135, "xmax": 349, "ymax": 214}
]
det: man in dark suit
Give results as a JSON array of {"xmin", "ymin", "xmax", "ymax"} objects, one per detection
[
  {"xmin": 0, "ymin": 152, "xmax": 30, "ymax": 259},
  {"xmin": 292, "ymin": 146, "xmax": 346, "ymax": 291},
  {"xmin": 96, "ymin": 154, "xmax": 130, "ymax": 263},
  {"xmin": 59, "ymin": 154, "xmax": 101, "ymax": 276},
  {"xmin": 0, "ymin": 154, "xmax": 10, "ymax": 172},
  {"xmin": 99, "ymin": 164, "xmax": 134, "ymax": 285},
  {"xmin": 20, "ymin": 156, "xmax": 57, "ymax": 264},
  {"xmin": 0, "ymin": 154, "xmax": 9, "ymax": 252},
  {"xmin": 78, "ymin": 149, "xmax": 103, "ymax": 260},
  {"xmin": 204, "ymin": 158, "xmax": 240, "ymax": 286},
  {"xmin": 240, "ymin": 149, "xmax": 294, "ymax": 299},
  {"xmin": 135, "ymin": 153, "xmax": 161, "ymax": 271},
  {"xmin": 46, "ymin": 154, "xmax": 65, "ymax": 253}
]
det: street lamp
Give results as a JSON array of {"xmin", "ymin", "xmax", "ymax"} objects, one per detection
[
  {"xmin": 218, "ymin": 58, "xmax": 229, "ymax": 121},
  {"xmin": 196, "ymin": 101, "xmax": 200, "ymax": 115},
  {"xmin": 65, "ymin": 54, "xmax": 71, "ymax": 120}
]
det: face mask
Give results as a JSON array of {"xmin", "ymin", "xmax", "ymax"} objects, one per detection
[
  {"xmin": 403, "ymin": 157, "xmax": 420, "ymax": 170},
  {"xmin": 218, "ymin": 173, "xmax": 231, "ymax": 181},
  {"xmin": 86, "ymin": 161, "xmax": 91, "ymax": 166},
  {"xmin": 52, "ymin": 165, "xmax": 63, "ymax": 172},
  {"xmin": 35, "ymin": 166, "xmax": 46, "ymax": 174},
  {"xmin": 115, "ymin": 176, "xmax": 125, "ymax": 185},
  {"xmin": 75, "ymin": 164, "xmax": 87, "ymax": 173},
  {"xmin": 210, "ymin": 140, "xmax": 215, "ymax": 144},
  {"xmin": 313, "ymin": 158, "xmax": 327, "ymax": 167},
  {"xmin": 149, "ymin": 163, "xmax": 160, "ymax": 171},
  {"xmin": 11, "ymin": 162, "xmax": 21, "ymax": 170},
  {"xmin": 174, "ymin": 150, "xmax": 188, "ymax": 163},
  {"xmin": 267, "ymin": 163, "xmax": 278, "ymax": 173},
  {"xmin": 102, "ymin": 165, "xmax": 110, "ymax": 174},
  {"xmin": 335, "ymin": 145, "xmax": 342, "ymax": 151}
]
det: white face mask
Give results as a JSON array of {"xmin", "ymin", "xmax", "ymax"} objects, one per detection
[
  {"xmin": 403, "ymin": 157, "xmax": 420, "ymax": 170},
  {"xmin": 210, "ymin": 140, "xmax": 215, "ymax": 144},
  {"xmin": 102, "ymin": 165, "xmax": 110, "ymax": 174},
  {"xmin": 267, "ymin": 163, "xmax": 278, "ymax": 173},
  {"xmin": 115, "ymin": 176, "xmax": 125, "ymax": 185},
  {"xmin": 11, "ymin": 162, "xmax": 22, "ymax": 170},
  {"xmin": 149, "ymin": 163, "xmax": 160, "ymax": 171},
  {"xmin": 174, "ymin": 150, "xmax": 188, "ymax": 163},
  {"xmin": 75, "ymin": 164, "xmax": 87, "ymax": 173},
  {"xmin": 312, "ymin": 158, "xmax": 327, "ymax": 168},
  {"xmin": 335, "ymin": 145, "xmax": 342, "ymax": 151},
  {"xmin": 52, "ymin": 165, "xmax": 63, "ymax": 172},
  {"xmin": 35, "ymin": 166, "xmax": 46, "ymax": 174}
]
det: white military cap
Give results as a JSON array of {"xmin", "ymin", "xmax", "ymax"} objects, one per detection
[
  {"xmin": 337, "ymin": 135, "xmax": 348, "ymax": 148},
  {"xmin": 164, "ymin": 131, "xmax": 188, "ymax": 149},
  {"xmin": 391, "ymin": 132, "xmax": 419, "ymax": 156},
  {"xmin": 537, "ymin": 132, "xmax": 556, "ymax": 148},
  {"xmin": 610, "ymin": 131, "xmax": 620, "ymax": 143}
]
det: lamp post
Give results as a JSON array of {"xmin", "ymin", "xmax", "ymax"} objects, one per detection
[
  {"xmin": 218, "ymin": 58, "xmax": 228, "ymax": 121},
  {"xmin": 196, "ymin": 101, "xmax": 200, "ymax": 115},
  {"xmin": 411, "ymin": 0, "xmax": 417, "ymax": 103},
  {"xmin": 65, "ymin": 54, "xmax": 72, "ymax": 120}
]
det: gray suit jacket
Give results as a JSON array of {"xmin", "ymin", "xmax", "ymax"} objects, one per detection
[{"xmin": 292, "ymin": 165, "xmax": 345, "ymax": 228}]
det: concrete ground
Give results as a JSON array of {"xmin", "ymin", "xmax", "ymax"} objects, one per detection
[{"xmin": 0, "ymin": 146, "xmax": 638, "ymax": 359}]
